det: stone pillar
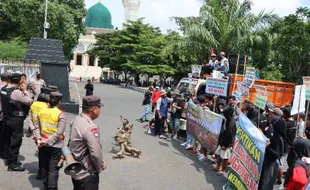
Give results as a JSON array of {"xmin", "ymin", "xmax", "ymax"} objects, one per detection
[
  {"xmin": 74, "ymin": 53, "xmax": 77, "ymax": 65},
  {"xmin": 95, "ymin": 58, "xmax": 99, "ymax": 67}
]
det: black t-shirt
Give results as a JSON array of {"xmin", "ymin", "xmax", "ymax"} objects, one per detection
[
  {"xmin": 143, "ymin": 91, "xmax": 151, "ymax": 105},
  {"xmin": 85, "ymin": 84, "xmax": 94, "ymax": 96},
  {"xmin": 171, "ymin": 99, "xmax": 182, "ymax": 119},
  {"xmin": 285, "ymin": 120, "xmax": 297, "ymax": 147}
]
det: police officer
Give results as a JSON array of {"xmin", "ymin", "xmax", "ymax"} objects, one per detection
[
  {"xmin": 33, "ymin": 71, "xmax": 47, "ymax": 100},
  {"xmin": 1, "ymin": 73, "xmax": 33, "ymax": 171},
  {"xmin": 34, "ymin": 91, "xmax": 66, "ymax": 190},
  {"xmin": 69, "ymin": 96, "xmax": 107, "ymax": 190},
  {"xmin": 0, "ymin": 72, "xmax": 11, "ymax": 158}
]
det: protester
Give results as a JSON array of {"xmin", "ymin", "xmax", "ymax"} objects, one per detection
[
  {"xmin": 168, "ymin": 91, "xmax": 182, "ymax": 140},
  {"xmin": 215, "ymin": 99, "xmax": 226, "ymax": 115},
  {"xmin": 285, "ymin": 138, "xmax": 310, "ymax": 189},
  {"xmin": 138, "ymin": 86, "xmax": 153, "ymax": 123},
  {"xmin": 154, "ymin": 89, "xmax": 170, "ymax": 139},
  {"xmin": 215, "ymin": 106, "xmax": 236, "ymax": 175},
  {"xmin": 296, "ymin": 112, "xmax": 306, "ymax": 138},
  {"xmin": 151, "ymin": 86, "xmax": 161, "ymax": 113},
  {"xmin": 258, "ymin": 107, "xmax": 285, "ymax": 190}
]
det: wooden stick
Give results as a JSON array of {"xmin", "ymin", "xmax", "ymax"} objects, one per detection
[
  {"xmin": 232, "ymin": 54, "xmax": 240, "ymax": 94},
  {"xmin": 243, "ymin": 56, "xmax": 247, "ymax": 76}
]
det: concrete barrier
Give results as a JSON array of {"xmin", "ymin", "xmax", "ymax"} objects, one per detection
[{"xmin": 120, "ymin": 83, "xmax": 147, "ymax": 94}]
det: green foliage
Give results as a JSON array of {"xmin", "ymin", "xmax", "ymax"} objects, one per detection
[
  {"xmin": 1, "ymin": 0, "xmax": 86, "ymax": 57},
  {"xmin": 91, "ymin": 19, "xmax": 177, "ymax": 79},
  {"xmin": 0, "ymin": 39, "xmax": 27, "ymax": 60}
]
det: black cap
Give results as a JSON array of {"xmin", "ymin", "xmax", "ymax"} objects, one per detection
[
  {"xmin": 41, "ymin": 87, "xmax": 53, "ymax": 94},
  {"xmin": 10, "ymin": 73, "xmax": 22, "ymax": 83},
  {"xmin": 83, "ymin": 96, "xmax": 104, "ymax": 107},
  {"xmin": 50, "ymin": 91, "xmax": 63, "ymax": 99},
  {"xmin": 48, "ymin": 85, "xmax": 58, "ymax": 92}
]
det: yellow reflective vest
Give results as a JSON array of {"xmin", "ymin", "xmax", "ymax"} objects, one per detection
[
  {"xmin": 30, "ymin": 101, "xmax": 48, "ymax": 124},
  {"xmin": 38, "ymin": 107, "xmax": 64, "ymax": 140}
]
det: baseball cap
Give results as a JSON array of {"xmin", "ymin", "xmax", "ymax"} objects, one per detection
[
  {"xmin": 160, "ymin": 89, "xmax": 167, "ymax": 95},
  {"xmin": 211, "ymin": 54, "xmax": 216, "ymax": 57}
]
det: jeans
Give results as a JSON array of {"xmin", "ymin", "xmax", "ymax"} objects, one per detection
[
  {"xmin": 72, "ymin": 173, "xmax": 99, "ymax": 190},
  {"xmin": 186, "ymin": 132, "xmax": 194, "ymax": 147},
  {"xmin": 154, "ymin": 115, "xmax": 166, "ymax": 136},
  {"xmin": 169, "ymin": 118, "xmax": 180, "ymax": 131},
  {"xmin": 141, "ymin": 104, "xmax": 150, "ymax": 121}
]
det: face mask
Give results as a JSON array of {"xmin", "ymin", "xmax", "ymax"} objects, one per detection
[{"xmin": 220, "ymin": 109, "xmax": 223, "ymax": 112}]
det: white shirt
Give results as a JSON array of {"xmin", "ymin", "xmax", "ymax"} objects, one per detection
[
  {"xmin": 208, "ymin": 60, "xmax": 218, "ymax": 67},
  {"xmin": 221, "ymin": 58, "xmax": 229, "ymax": 70}
]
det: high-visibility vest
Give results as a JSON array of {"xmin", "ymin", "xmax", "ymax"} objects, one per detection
[
  {"xmin": 38, "ymin": 107, "xmax": 64, "ymax": 141},
  {"xmin": 30, "ymin": 101, "xmax": 48, "ymax": 124}
]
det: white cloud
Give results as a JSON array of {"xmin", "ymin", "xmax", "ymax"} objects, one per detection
[{"xmin": 85, "ymin": 0, "xmax": 301, "ymax": 32}]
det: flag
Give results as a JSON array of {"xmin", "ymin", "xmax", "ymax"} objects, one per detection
[{"xmin": 211, "ymin": 48, "xmax": 215, "ymax": 55}]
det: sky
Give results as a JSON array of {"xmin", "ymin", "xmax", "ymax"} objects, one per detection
[{"xmin": 85, "ymin": 0, "xmax": 310, "ymax": 33}]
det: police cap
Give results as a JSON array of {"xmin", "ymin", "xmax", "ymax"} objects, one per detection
[
  {"xmin": 10, "ymin": 73, "xmax": 22, "ymax": 84},
  {"xmin": 48, "ymin": 85, "xmax": 58, "ymax": 92},
  {"xmin": 50, "ymin": 91, "xmax": 63, "ymax": 100},
  {"xmin": 1, "ymin": 72, "xmax": 11, "ymax": 81},
  {"xmin": 41, "ymin": 87, "xmax": 53, "ymax": 94},
  {"xmin": 83, "ymin": 96, "xmax": 104, "ymax": 107}
]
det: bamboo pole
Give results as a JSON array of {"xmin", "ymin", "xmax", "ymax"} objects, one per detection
[
  {"xmin": 243, "ymin": 56, "xmax": 247, "ymax": 75},
  {"xmin": 232, "ymin": 54, "xmax": 240, "ymax": 94}
]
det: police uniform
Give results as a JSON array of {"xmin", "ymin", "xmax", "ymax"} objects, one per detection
[
  {"xmin": 33, "ymin": 72, "xmax": 47, "ymax": 99},
  {"xmin": 0, "ymin": 72, "xmax": 11, "ymax": 157},
  {"xmin": 69, "ymin": 96, "xmax": 105, "ymax": 190},
  {"xmin": 33, "ymin": 91, "xmax": 66, "ymax": 190},
  {"xmin": 1, "ymin": 73, "xmax": 33, "ymax": 171}
]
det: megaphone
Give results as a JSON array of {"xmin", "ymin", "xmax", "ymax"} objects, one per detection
[{"xmin": 61, "ymin": 147, "xmax": 84, "ymax": 176}]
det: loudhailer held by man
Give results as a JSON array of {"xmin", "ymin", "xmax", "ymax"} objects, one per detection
[
  {"xmin": 33, "ymin": 92, "xmax": 66, "ymax": 190},
  {"xmin": 0, "ymin": 72, "xmax": 11, "ymax": 158},
  {"xmin": 69, "ymin": 96, "xmax": 107, "ymax": 190},
  {"xmin": 0, "ymin": 73, "xmax": 33, "ymax": 171}
]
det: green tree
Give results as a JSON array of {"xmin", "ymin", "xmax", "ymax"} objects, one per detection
[
  {"xmin": 1, "ymin": 0, "xmax": 86, "ymax": 57},
  {"xmin": 0, "ymin": 38, "xmax": 27, "ymax": 60},
  {"xmin": 270, "ymin": 7, "xmax": 310, "ymax": 82}
]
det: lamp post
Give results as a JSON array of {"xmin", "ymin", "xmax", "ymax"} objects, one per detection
[{"xmin": 43, "ymin": 0, "xmax": 50, "ymax": 39}]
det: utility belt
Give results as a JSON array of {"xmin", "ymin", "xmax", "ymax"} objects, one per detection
[{"xmin": 3, "ymin": 111, "xmax": 25, "ymax": 118}]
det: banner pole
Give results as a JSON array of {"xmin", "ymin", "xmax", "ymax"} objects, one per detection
[
  {"xmin": 213, "ymin": 96, "xmax": 217, "ymax": 112},
  {"xmin": 243, "ymin": 56, "xmax": 247, "ymax": 76},
  {"xmin": 232, "ymin": 54, "xmax": 240, "ymax": 94}
]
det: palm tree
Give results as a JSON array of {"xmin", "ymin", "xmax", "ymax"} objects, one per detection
[{"xmin": 168, "ymin": 0, "xmax": 278, "ymax": 64}]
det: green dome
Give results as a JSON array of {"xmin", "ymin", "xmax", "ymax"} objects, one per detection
[{"xmin": 85, "ymin": 2, "xmax": 114, "ymax": 29}]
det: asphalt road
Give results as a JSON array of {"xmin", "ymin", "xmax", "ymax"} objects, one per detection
[{"xmin": 0, "ymin": 82, "xmax": 227, "ymax": 190}]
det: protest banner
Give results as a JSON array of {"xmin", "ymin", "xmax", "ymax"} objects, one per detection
[
  {"xmin": 205, "ymin": 77, "xmax": 229, "ymax": 97},
  {"xmin": 186, "ymin": 100, "xmax": 224, "ymax": 153},
  {"xmin": 254, "ymin": 85, "xmax": 268, "ymax": 110},
  {"xmin": 303, "ymin": 77, "xmax": 310, "ymax": 100},
  {"xmin": 291, "ymin": 85, "xmax": 306, "ymax": 116},
  {"xmin": 225, "ymin": 113, "xmax": 267, "ymax": 190},
  {"xmin": 191, "ymin": 65, "xmax": 202, "ymax": 78},
  {"xmin": 241, "ymin": 67, "xmax": 256, "ymax": 88}
]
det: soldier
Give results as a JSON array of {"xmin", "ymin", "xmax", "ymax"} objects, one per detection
[
  {"xmin": 0, "ymin": 72, "xmax": 11, "ymax": 158},
  {"xmin": 34, "ymin": 91, "xmax": 66, "ymax": 190},
  {"xmin": 0, "ymin": 73, "xmax": 33, "ymax": 171},
  {"xmin": 69, "ymin": 96, "xmax": 107, "ymax": 190}
]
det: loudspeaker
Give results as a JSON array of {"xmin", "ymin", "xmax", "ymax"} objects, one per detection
[{"xmin": 62, "ymin": 147, "xmax": 84, "ymax": 176}]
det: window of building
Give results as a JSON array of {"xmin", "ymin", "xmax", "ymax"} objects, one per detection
[
  {"xmin": 89, "ymin": 55, "xmax": 95, "ymax": 66},
  {"xmin": 76, "ymin": 54, "xmax": 82, "ymax": 65}
]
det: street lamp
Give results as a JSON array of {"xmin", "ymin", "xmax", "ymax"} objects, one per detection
[{"xmin": 43, "ymin": 0, "xmax": 50, "ymax": 39}]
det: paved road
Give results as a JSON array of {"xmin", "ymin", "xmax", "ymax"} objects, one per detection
[{"xmin": 0, "ymin": 82, "xmax": 226, "ymax": 190}]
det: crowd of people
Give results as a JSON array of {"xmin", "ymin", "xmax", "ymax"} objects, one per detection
[
  {"xmin": 138, "ymin": 84, "xmax": 310, "ymax": 190},
  {"xmin": 0, "ymin": 71, "xmax": 106, "ymax": 190}
]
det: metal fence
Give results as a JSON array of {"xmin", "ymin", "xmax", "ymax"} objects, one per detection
[{"xmin": 0, "ymin": 60, "xmax": 40, "ymax": 81}]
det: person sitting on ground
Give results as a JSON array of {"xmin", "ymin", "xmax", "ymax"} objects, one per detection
[
  {"xmin": 285, "ymin": 138, "xmax": 310, "ymax": 190},
  {"xmin": 215, "ymin": 106, "xmax": 236, "ymax": 175}
]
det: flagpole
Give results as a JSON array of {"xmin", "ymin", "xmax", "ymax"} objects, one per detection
[{"xmin": 232, "ymin": 54, "xmax": 240, "ymax": 93}]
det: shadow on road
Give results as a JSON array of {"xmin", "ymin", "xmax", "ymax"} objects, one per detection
[
  {"xmin": 23, "ymin": 161, "xmax": 44, "ymax": 190},
  {"xmin": 169, "ymin": 139, "xmax": 227, "ymax": 189}
]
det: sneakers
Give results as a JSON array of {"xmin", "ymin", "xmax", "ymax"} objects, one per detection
[
  {"xmin": 198, "ymin": 155, "xmax": 206, "ymax": 161},
  {"xmin": 180, "ymin": 142, "xmax": 187, "ymax": 146},
  {"xmin": 7, "ymin": 165, "xmax": 25, "ymax": 172},
  {"xmin": 173, "ymin": 135, "xmax": 177, "ymax": 140},
  {"xmin": 185, "ymin": 146, "xmax": 193, "ymax": 150},
  {"xmin": 159, "ymin": 135, "xmax": 167, "ymax": 139},
  {"xmin": 147, "ymin": 129, "xmax": 152, "ymax": 134}
]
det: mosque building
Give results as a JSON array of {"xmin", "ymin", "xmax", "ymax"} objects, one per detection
[{"xmin": 69, "ymin": 0, "xmax": 141, "ymax": 81}]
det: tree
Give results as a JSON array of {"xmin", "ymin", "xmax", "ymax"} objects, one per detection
[
  {"xmin": 171, "ymin": 0, "xmax": 277, "ymax": 64},
  {"xmin": 0, "ymin": 38, "xmax": 27, "ymax": 61},
  {"xmin": 91, "ymin": 19, "xmax": 176, "ymax": 81},
  {"xmin": 1, "ymin": 0, "xmax": 87, "ymax": 57},
  {"xmin": 270, "ymin": 7, "xmax": 310, "ymax": 82}
]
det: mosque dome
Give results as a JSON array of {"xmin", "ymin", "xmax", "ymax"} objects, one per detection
[{"xmin": 85, "ymin": 2, "xmax": 114, "ymax": 29}]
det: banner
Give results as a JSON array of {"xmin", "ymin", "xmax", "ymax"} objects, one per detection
[
  {"xmin": 291, "ymin": 85, "xmax": 306, "ymax": 116},
  {"xmin": 191, "ymin": 65, "xmax": 202, "ymax": 78},
  {"xmin": 303, "ymin": 77, "xmax": 310, "ymax": 100},
  {"xmin": 186, "ymin": 100, "xmax": 224, "ymax": 153},
  {"xmin": 241, "ymin": 67, "xmax": 256, "ymax": 88},
  {"xmin": 254, "ymin": 85, "xmax": 268, "ymax": 110},
  {"xmin": 205, "ymin": 77, "xmax": 229, "ymax": 97},
  {"xmin": 226, "ymin": 113, "xmax": 267, "ymax": 190}
]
